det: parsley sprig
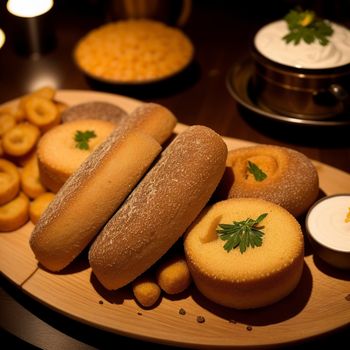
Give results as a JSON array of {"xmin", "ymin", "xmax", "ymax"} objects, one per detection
[
  {"xmin": 74, "ymin": 130, "xmax": 97, "ymax": 150},
  {"xmin": 283, "ymin": 9, "xmax": 333, "ymax": 46},
  {"xmin": 247, "ymin": 161, "xmax": 267, "ymax": 182},
  {"xmin": 216, "ymin": 213, "xmax": 268, "ymax": 254}
]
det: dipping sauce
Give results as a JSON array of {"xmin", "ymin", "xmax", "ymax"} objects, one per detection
[
  {"xmin": 306, "ymin": 194, "xmax": 350, "ymax": 269},
  {"xmin": 254, "ymin": 20, "xmax": 350, "ymax": 69}
]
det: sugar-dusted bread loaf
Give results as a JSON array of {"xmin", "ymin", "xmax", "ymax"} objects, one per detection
[
  {"xmin": 89, "ymin": 125, "xmax": 228, "ymax": 290},
  {"xmin": 184, "ymin": 198, "xmax": 304, "ymax": 309},
  {"xmin": 61, "ymin": 101, "xmax": 128, "ymax": 124},
  {"xmin": 120, "ymin": 102, "xmax": 177, "ymax": 145},
  {"xmin": 30, "ymin": 127, "xmax": 161, "ymax": 271},
  {"xmin": 30, "ymin": 102, "xmax": 178, "ymax": 272},
  {"xmin": 37, "ymin": 119, "xmax": 115, "ymax": 193},
  {"xmin": 217, "ymin": 145, "xmax": 319, "ymax": 217}
]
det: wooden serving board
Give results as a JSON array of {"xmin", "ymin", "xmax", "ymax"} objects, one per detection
[{"xmin": 1, "ymin": 90, "xmax": 350, "ymax": 348}]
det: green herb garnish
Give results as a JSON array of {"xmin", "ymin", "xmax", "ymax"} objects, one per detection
[
  {"xmin": 247, "ymin": 161, "xmax": 267, "ymax": 182},
  {"xmin": 282, "ymin": 8, "xmax": 333, "ymax": 46},
  {"xmin": 216, "ymin": 213, "xmax": 268, "ymax": 254},
  {"xmin": 74, "ymin": 130, "xmax": 96, "ymax": 150}
]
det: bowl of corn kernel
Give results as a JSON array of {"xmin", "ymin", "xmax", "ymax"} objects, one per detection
[{"xmin": 73, "ymin": 19, "xmax": 194, "ymax": 84}]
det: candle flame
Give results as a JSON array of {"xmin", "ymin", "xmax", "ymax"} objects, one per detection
[{"xmin": 7, "ymin": 0, "xmax": 53, "ymax": 18}]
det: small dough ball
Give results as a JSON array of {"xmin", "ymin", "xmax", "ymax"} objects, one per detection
[
  {"xmin": 2, "ymin": 123, "xmax": 40, "ymax": 157},
  {"xmin": 0, "ymin": 192, "xmax": 29, "ymax": 231},
  {"xmin": 0, "ymin": 159, "xmax": 20, "ymax": 205},
  {"xmin": 132, "ymin": 274, "xmax": 161, "ymax": 308},
  {"xmin": 156, "ymin": 255, "xmax": 192, "ymax": 295},
  {"xmin": 29, "ymin": 192, "xmax": 55, "ymax": 224},
  {"xmin": 21, "ymin": 155, "xmax": 47, "ymax": 199}
]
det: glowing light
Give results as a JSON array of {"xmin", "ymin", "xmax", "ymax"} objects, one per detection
[
  {"xmin": 7, "ymin": 0, "xmax": 53, "ymax": 18},
  {"xmin": 0, "ymin": 29, "xmax": 5, "ymax": 49},
  {"xmin": 27, "ymin": 72, "xmax": 60, "ymax": 92}
]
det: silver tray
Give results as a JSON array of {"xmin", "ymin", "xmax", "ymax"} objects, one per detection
[{"xmin": 226, "ymin": 58, "xmax": 350, "ymax": 127}]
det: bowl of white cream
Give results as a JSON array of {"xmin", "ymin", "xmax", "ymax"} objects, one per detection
[
  {"xmin": 306, "ymin": 194, "xmax": 350, "ymax": 269},
  {"xmin": 251, "ymin": 10, "xmax": 350, "ymax": 119}
]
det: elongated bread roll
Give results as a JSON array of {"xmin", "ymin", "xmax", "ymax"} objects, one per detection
[
  {"xmin": 30, "ymin": 103, "xmax": 176, "ymax": 271},
  {"xmin": 120, "ymin": 103, "xmax": 177, "ymax": 144},
  {"xmin": 89, "ymin": 125, "xmax": 228, "ymax": 290},
  {"xmin": 30, "ymin": 128, "xmax": 161, "ymax": 271}
]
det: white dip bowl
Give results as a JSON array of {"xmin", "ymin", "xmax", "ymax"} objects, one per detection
[{"xmin": 306, "ymin": 194, "xmax": 350, "ymax": 269}]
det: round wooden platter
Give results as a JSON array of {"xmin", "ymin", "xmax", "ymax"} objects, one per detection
[{"xmin": 1, "ymin": 90, "xmax": 350, "ymax": 348}]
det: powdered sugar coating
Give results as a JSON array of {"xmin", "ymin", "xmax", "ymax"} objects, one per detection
[
  {"xmin": 61, "ymin": 101, "xmax": 128, "ymax": 124},
  {"xmin": 29, "ymin": 102, "xmax": 179, "ymax": 271},
  {"xmin": 89, "ymin": 125, "xmax": 228, "ymax": 290},
  {"xmin": 223, "ymin": 145, "xmax": 319, "ymax": 217}
]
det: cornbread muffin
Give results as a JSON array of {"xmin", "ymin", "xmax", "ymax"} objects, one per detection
[
  {"xmin": 184, "ymin": 198, "xmax": 304, "ymax": 309},
  {"xmin": 217, "ymin": 145, "xmax": 319, "ymax": 217},
  {"xmin": 37, "ymin": 119, "xmax": 115, "ymax": 192},
  {"xmin": 74, "ymin": 19, "xmax": 194, "ymax": 82}
]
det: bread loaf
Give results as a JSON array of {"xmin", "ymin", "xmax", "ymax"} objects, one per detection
[
  {"xmin": 120, "ymin": 103, "xmax": 177, "ymax": 145},
  {"xmin": 89, "ymin": 125, "xmax": 228, "ymax": 290},
  {"xmin": 30, "ymin": 103, "xmax": 177, "ymax": 271},
  {"xmin": 30, "ymin": 128, "xmax": 161, "ymax": 271}
]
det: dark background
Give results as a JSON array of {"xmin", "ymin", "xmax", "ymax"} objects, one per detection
[{"xmin": 1, "ymin": 1, "xmax": 349, "ymax": 349}]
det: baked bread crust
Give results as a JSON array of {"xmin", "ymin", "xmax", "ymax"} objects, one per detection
[
  {"xmin": 120, "ymin": 103, "xmax": 177, "ymax": 145},
  {"xmin": 30, "ymin": 103, "xmax": 177, "ymax": 271},
  {"xmin": 61, "ymin": 101, "xmax": 127, "ymax": 124},
  {"xmin": 37, "ymin": 119, "xmax": 115, "ymax": 193},
  {"xmin": 89, "ymin": 125, "xmax": 228, "ymax": 290},
  {"xmin": 30, "ymin": 126, "xmax": 164, "ymax": 272},
  {"xmin": 184, "ymin": 198, "xmax": 304, "ymax": 309},
  {"xmin": 218, "ymin": 145, "xmax": 319, "ymax": 217}
]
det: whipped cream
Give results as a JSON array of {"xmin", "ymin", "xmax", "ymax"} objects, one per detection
[
  {"xmin": 307, "ymin": 195, "xmax": 350, "ymax": 252},
  {"xmin": 254, "ymin": 20, "xmax": 350, "ymax": 69}
]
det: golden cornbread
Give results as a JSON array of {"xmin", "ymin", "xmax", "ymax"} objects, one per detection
[
  {"xmin": 217, "ymin": 145, "xmax": 319, "ymax": 217},
  {"xmin": 37, "ymin": 119, "xmax": 115, "ymax": 192},
  {"xmin": 184, "ymin": 198, "xmax": 304, "ymax": 309},
  {"xmin": 74, "ymin": 19, "xmax": 194, "ymax": 82}
]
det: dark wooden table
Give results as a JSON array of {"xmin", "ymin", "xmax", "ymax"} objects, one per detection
[{"xmin": 1, "ymin": 1, "xmax": 349, "ymax": 349}]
